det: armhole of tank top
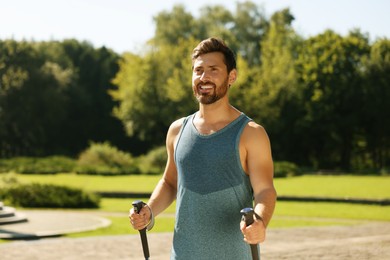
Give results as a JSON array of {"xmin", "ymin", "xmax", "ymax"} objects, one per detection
[
  {"xmin": 235, "ymin": 117, "xmax": 252, "ymax": 176},
  {"xmin": 174, "ymin": 115, "xmax": 192, "ymax": 163}
]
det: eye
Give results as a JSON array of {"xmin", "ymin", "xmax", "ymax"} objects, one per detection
[
  {"xmin": 209, "ymin": 66, "xmax": 220, "ymax": 72},
  {"xmin": 194, "ymin": 68, "xmax": 203, "ymax": 74}
]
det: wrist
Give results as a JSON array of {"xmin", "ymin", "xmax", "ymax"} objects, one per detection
[
  {"xmin": 146, "ymin": 205, "xmax": 155, "ymax": 231},
  {"xmin": 254, "ymin": 212, "xmax": 265, "ymax": 226}
]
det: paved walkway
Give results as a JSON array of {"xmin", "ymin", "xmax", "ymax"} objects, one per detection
[
  {"xmin": 0, "ymin": 210, "xmax": 111, "ymax": 239},
  {"xmin": 1, "ymin": 210, "xmax": 389, "ymax": 259},
  {"xmin": 1, "ymin": 223, "xmax": 390, "ymax": 259}
]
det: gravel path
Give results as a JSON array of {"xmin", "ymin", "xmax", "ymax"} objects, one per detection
[{"xmin": 1, "ymin": 221, "xmax": 389, "ymax": 259}]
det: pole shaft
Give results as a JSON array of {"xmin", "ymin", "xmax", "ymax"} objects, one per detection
[{"xmin": 139, "ymin": 229, "xmax": 150, "ymax": 259}]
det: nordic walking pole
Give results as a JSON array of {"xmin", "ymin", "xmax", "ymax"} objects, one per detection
[
  {"xmin": 240, "ymin": 207, "xmax": 260, "ymax": 260},
  {"xmin": 132, "ymin": 200, "xmax": 150, "ymax": 260}
]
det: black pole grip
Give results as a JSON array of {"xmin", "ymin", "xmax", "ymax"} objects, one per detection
[
  {"xmin": 132, "ymin": 200, "xmax": 150, "ymax": 260},
  {"xmin": 240, "ymin": 207, "xmax": 255, "ymax": 226},
  {"xmin": 240, "ymin": 207, "xmax": 260, "ymax": 260},
  {"xmin": 132, "ymin": 200, "xmax": 146, "ymax": 215}
]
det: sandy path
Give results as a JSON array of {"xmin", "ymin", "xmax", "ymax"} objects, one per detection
[{"xmin": 1, "ymin": 222, "xmax": 389, "ymax": 259}]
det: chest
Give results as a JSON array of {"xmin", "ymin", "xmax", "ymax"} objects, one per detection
[{"xmin": 192, "ymin": 120, "xmax": 231, "ymax": 136}]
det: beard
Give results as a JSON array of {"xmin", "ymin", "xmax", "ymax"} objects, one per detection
[{"xmin": 193, "ymin": 77, "xmax": 229, "ymax": 105}]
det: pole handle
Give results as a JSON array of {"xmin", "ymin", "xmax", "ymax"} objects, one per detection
[
  {"xmin": 132, "ymin": 200, "xmax": 146, "ymax": 214},
  {"xmin": 240, "ymin": 207, "xmax": 260, "ymax": 260},
  {"xmin": 240, "ymin": 207, "xmax": 255, "ymax": 226}
]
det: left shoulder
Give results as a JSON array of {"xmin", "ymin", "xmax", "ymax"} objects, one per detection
[
  {"xmin": 239, "ymin": 120, "xmax": 272, "ymax": 153},
  {"xmin": 243, "ymin": 120, "xmax": 269, "ymax": 139}
]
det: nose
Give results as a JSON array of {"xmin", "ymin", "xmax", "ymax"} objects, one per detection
[{"xmin": 200, "ymin": 71, "xmax": 210, "ymax": 81}]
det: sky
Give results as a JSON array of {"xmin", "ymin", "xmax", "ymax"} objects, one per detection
[{"xmin": 1, "ymin": 0, "xmax": 389, "ymax": 54}]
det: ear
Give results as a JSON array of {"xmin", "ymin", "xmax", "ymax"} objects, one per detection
[{"xmin": 228, "ymin": 69, "xmax": 237, "ymax": 85}]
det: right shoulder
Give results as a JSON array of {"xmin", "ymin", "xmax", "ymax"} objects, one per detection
[
  {"xmin": 166, "ymin": 117, "xmax": 186, "ymax": 145},
  {"xmin": 168, "ymin": 117, "xmax": 187, "ymax": 135}
]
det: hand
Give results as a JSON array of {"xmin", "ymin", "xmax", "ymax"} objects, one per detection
[
  {"xmin": 129, "ymin": 204, "xmax": 152, "ymax": 230},
  {"xmin": 240, "ymin": 217, "xmax": 266, "ymax": 244}
]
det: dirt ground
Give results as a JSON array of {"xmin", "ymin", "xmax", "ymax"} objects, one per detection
[{"xmin": 1, "ymin": 221, "xmax": 389, "ymax": 259}]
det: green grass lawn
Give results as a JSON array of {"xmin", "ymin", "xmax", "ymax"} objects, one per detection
[
  {"xmin": 4, "ymin": 173, "xmax": 161, "ymax": 193},
  {"xmin": 6, "ymin": 173, "xmax": 390, "ymax": 199},
  {"xmin": 274, "ymin": 175, "xmax": 390, "ymax": 199},
  {"xmin": 98, "ymin": 197, "xmax": 390, "ymax": 222}
]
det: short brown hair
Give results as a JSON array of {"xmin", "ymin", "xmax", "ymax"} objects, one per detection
[{"xmin": 192, "ymin": 37, "xmax": 236, "ymax": 73}]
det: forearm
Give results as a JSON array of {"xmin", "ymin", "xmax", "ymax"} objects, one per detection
[
  {"xmin": 147, "ymin": 178, "xmax": 176, "ymax": 217},
  {"xmin": 253, "ymin": 187, "xmax": 277, "ymax": 227}
]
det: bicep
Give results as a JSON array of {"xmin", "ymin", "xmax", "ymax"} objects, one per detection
[
  {"xmin": 161, "ymin": 118, "xmax": 184, "ymax": 191},
  {"xmin": 245, "ymin": 125, "xmax": 274, "ymax": 195}
]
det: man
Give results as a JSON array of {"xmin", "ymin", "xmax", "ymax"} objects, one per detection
[{"xmin": 130, "ymin": 37, "xmax": 276, "ymax": 259}]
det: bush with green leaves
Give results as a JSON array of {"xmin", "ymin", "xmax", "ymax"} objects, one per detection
[
  {"xmin": 76, "ymin": 142, "xmax": 138, "ymax": 175},
  {"xmin": 138, "ymin": 146, "xmax": 167, "ymax": 175},
  {"xmin": 0, "ymin": 156, "xmax": 76, "ymax": 174},
  {"xmin": 0, "ymin": 183, "xmax": 100, "ymax": 208},
  {"xmin": 274, "ymin": 161, "xmax": 300, "ymax": 178}
]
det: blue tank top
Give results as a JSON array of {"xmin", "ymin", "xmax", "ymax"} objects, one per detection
[{"xmin": 172, "ymin": 112, "xmax": 256, "ymax": 260}]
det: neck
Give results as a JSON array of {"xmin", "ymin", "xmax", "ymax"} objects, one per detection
[{"xmin": 197, "ymin": 99, "xmax": 238, "ymax": 123}]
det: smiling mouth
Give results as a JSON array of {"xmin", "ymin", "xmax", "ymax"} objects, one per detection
[{"xmin": 198, "ymin": 82, "xmax": 215, "ymax": 92}]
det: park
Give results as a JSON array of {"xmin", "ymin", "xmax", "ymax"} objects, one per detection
[{"xmin": 1, "ymin": 1, "xmax": 389, "ymax": 259}]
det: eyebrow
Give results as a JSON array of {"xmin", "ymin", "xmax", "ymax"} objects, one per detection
[{"xmin": 193, "ymin": 64, "xmax": 220, "ymax": 69}]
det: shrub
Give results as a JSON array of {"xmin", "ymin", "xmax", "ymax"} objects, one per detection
[
  {"xmin": 0, "ymin": 183, "xmax": 100, "ymax": 208},
  {"xmin": 274, "ymin": 161, "xmax": 300, "ymax": 178},
  {"xmin": 0, "ymin": 156, "xmax": 76, "ymax": 174},
  {"xmin": 138, "ymin": 146, "xmax": 167, "ymax": 175},
  {"xmin": 76, "ymin": 142, "xmax": 138, "ymax": 175},
  {"xmin": 0, "ymin": 172, "xmax": 19, "ymax": 188}
]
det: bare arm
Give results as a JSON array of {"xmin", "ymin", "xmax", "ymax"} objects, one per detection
[
  {"xmin": 240, "ymin": 122, "xmax": 277, "ymax": 243},
  {"xmin": 147, "ymin": 118, "xmax": 183, "ymax": 216},
  {"xmin": 129, "ymin": 118, "xmax": 183, "ymax": 230}
]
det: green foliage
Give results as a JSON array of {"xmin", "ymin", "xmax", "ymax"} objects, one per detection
[
  {"xmin": 359, "ymin": 38, "xmax": 390, "ymax": 169},
  {"xmin": 274, "ymin": 161, "xmax": 300, "ymax": 178},
  {"xmin": 76, "ymin": 142, "xmax": 138, "ymax": 175},
  {"xmin": 0, "ymin": 1, "xmax": 389, "ymax": 172},
  {"xmin": 0, "ymin": 156, "xmax": 76, "ymax": 174},
  {"xmin": 138, "ymin": 146, "xmax": 167, "ymax": 175},
  {"xmin": 0, "ymin": 38, "xmax": 130, "ymax": 158},
  {"xmin": 292, "ymin": 30, "xmax": 371, "ymax": 170},
  {"xmin": 230, "ymin": 1, "xmax": 268, "ymax": 66},
  {"xmin": 111, "ymin": 38, "xmax": 198, "ymax": 145},
  {"xmin": 152, "ymin": 5, "xmax": 197, "ymax": 46},
  {"xmin": 0, "ymin": 183, "xmax": 100, "ymax": 208}
]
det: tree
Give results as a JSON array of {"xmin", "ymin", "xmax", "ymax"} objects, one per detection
[
  {"xmin": 111, "ymin": 38, "xmax": 198, "ymax": 147},
  {"xmin": 152, "ymin": 5, "xmax": 197, "ymax": 46},
  {"xmin": 296, "ymin": 30, "xmax": 370, "ymax": 170},
  {"xmin": 197, "ymin": 5, "xmax": 235, "ymax": 45},
  {"xmin": 0, "ymin": 39, "xmax": 133, "ymax": 157},
  {"xmin": 360, "ymin": 38, "xmax": 390, "ymax": 169},
  {"xmin": 240, "ymin": 8, "xmax": 302, "ymax": 163},
  {"xmin": 60, "ymin": 40, "xmax": 135, "ymax": 154},
  {"xmin": 0, "ymin": 40, "xmax": 74, "ymax": 156},
  {"xmin": 231, "ymin": 1, "xmax": 268, "ymax": 66}
]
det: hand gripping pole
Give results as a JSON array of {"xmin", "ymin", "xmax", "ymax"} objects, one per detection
[
  {"xmin": 240, "ymin": 207, "xmax": 260, "ymax": 260},
  {"xmin": 132, "ymin": 200, "xmax": 150, "ymax": 260}
]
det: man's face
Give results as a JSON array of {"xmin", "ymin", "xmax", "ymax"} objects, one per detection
[{"xmin": 192, "ymin": 52, "xmax": 232, "ymax": 105}]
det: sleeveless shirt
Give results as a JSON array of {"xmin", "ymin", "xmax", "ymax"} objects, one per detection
[{"xmin": 172, "ymin": 112, "xmax": 257, "ymax": 260}]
